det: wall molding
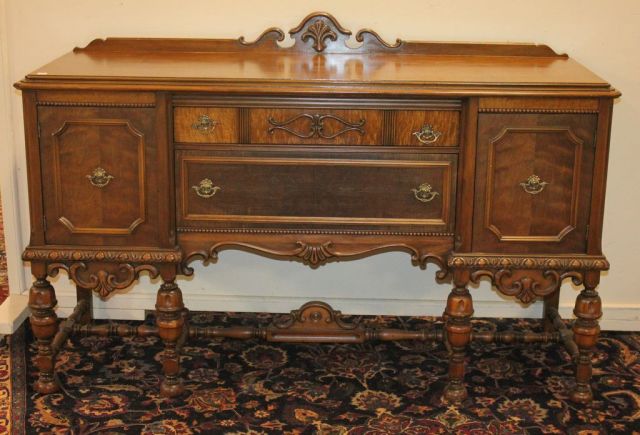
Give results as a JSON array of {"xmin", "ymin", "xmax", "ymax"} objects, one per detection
[{"xmin": 0, "ymin": 0, "xmax": 30, "ymax": 332}]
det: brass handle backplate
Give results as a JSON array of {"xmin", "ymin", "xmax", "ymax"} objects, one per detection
[
  {"xmin": 411, "ymin": 183, "xmax": 439, "ymax": 203},
  {"xmin": 192, "ymin": 178, "xmax": 221, "ymax": 198},
  {"xmin": 86, "ymin": 167, "xmax": 114, "ymax": 188},
  {"xmin": 192, "ymin": 114, "xmax": 218, "ymax": 134},
  {"xmin": 520, "ymin": 174, "xmax": 549, "ymax": 195},
  {"xmin": 412, "ymin": 124, "xmax": 442, "ymax": 144}
]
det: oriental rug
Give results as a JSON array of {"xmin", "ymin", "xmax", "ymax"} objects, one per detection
[{"xmin": 3, "ymin": 314, "xmax": 640, "ymax": 434}]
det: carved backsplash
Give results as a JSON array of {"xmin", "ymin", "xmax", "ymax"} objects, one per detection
[{"xmin": 239, "ymin": 12, "xmax": 403, "ymax": 54}]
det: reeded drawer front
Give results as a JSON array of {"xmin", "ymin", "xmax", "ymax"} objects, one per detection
[
  {"xmin": 249, "ymin": 108, "xmax": 384, "ymax": 145},
  {"xmin": 177, "ymin": 152, "xmax": 456, "ymax": 231},
  {"xmin": 393, "ymin": 111, "xmax": 460, "ymax": 146},
  {"xmin": 174, "ymin": 107, "xmax": 239, "ymax": 143}
]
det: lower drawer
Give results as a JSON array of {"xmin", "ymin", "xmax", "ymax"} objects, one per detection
[{"xmin": 176, "ymin": 151, "xmax": 456, "ymax": 232}]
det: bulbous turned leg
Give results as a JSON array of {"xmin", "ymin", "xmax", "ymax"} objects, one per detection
[
  {"xmin": 571, "ymin": 271, "xmax": 602, "ymax": 404},
  {"xmin": 29, "ymin": 271, "xmax": 60, "ymax": 394},
  {"xmin": 155, "ymin": 280, "xmax": 185, "ymax": 398},
  {"xmin": 443, "ymin": 270, "xmax": 473, "ymax": 403}
]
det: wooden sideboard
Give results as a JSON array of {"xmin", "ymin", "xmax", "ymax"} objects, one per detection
[{"xmin": 15, "ymin": 12, "xmax": 618, "ymax": 404}]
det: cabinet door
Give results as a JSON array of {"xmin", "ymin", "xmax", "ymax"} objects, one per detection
[
  {"xmin": 473, "ymin": 113, "xmax": 597, "ymax": 253},
  {"xmin": 39, "ymin": 106, "xmax": 160, "ymax": 246}
]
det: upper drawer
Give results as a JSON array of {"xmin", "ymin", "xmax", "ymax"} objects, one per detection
[
  {"xmin": 249, "ymin": 108, "xmax": 384, "ymax": 145},
  {"xmin": 177, "ymin": 151, "xmax": 456, "ymax": 232},
  {"xmin": 392, "ymin": 111, "xmax": 460, "ymax": 146},
  {"xmin": 174, "ymin": 107, "xmax": 239, "ymax": 143}
]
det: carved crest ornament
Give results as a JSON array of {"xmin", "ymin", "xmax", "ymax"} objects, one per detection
[{"xmin": 239, "ymin": 12, "xmax": 403, "ymax": 54}]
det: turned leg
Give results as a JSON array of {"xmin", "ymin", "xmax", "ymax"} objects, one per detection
[
  {"xmin": 76, "ymin": 285, "xmax": 93, "ymax": 325},
  {"xmin": 571, "ymin": 271, "xmax": 602, "ymax": 403},
  {"xmin": 156, "ymin": 279, "xmax": 185, "ymax": 397},
  {"xmin": 443, "ymin": 270, "xmax": 473, "ymax": 403},
  {"xmin": 543, "ymin": 289, "xmax": 560, "ymax": 332},
  {"xmin": 28, "ymin": 266, "xmax": 59, "ymax": 394}
]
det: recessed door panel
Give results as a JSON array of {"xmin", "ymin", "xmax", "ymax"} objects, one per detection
[{"xmin": 473, "ymin": 113, "xmax": 597, "ymax": 253}]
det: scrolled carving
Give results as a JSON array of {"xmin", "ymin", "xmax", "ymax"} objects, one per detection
[
  {"xmin": 471, "ymin": 269, "xmax": 559, "ymax": 304},
  {"xmin": 273, "ymin": 301, "xmax": 360, "ymax": 330},
  {"xmin": 47, "ymin": 262, "xmax": 159, "ymax": 298},
  {"xmin": 239, "ymin": 12, "xmax": 403, "ymax": 54},
  {"xmin": 470, "ymin": 269, "xmax": 586, "ymax": 305},
  {"xmin": 182, "ymin": 239, "xmax": 448, "ymax": 274}
]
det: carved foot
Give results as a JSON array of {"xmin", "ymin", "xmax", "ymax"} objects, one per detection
[
  {"xmin": 29, "ymin": 274, "xmax": 60, "ymax": 394},
  {"xmin": 570, "ymin": 383, "xmax": 594, "ymax": 404},
  {"xmin": 156, "ymin": 280, "xmax": 185, "ymax": 398},
  {"xmin": 443, "ymin": 271, "xmax": 473, "ymax": 404},
  {"xmin": 443, "ymin": 380, "xmax": 468, "ymax": 403}
]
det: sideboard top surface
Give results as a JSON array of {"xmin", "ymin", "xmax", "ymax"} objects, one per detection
[{"xmin": 15, "ymin": 12, "xmax": 617, "ymax": 97}]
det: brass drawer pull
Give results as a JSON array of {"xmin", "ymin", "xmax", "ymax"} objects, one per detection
[
  {"xmin": 411, "ymin": 183, "xmax": 439, "ymax": 203},
  {"xmin": 192, "ymin": 114, "xmax": 218, "ymax": 134},
  {"xmin": 86, "ymin": 167, "xmax": 114, "ymax": 188},
  {"xmin": 413, "ymin": 124, "xmax": 442, "ymax": 144},
  {"xmin": 192, "ymin": 178, "xmax": 221, "ymax": 198},
  {"xmin": 520, "ymin": 174, "xmax": 549, "ymax": 195}
]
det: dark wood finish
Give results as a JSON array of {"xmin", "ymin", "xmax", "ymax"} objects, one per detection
[
  {"xmin": 571, "ymin": 271, "xmax": 602, "ymax": 403},
  {"xmin": 177, "ymin": 151, "xmax": 456, "ymax": 232},
  {"xmin": 16, "ymin": 12, "xmax": 618, "ymax": 404},
  {"xmin": 75, "ymin": 285, "xmax": 93, "ymax": 324},
  {"xmin": 473, "ymin": 113, "xmax": 597, "ymax": 253},
  {"xmin": 38, "ymin": 104, "xmax": 160, "ymax": 246},
  {"xmin": 155, "ymin": 270, "xmax": 185, "ymax": 398},
  {"xmin": 174, "ymin": 106, "xmax": 239, "ymax": 143},
  {"xmin": 444, "ymin": 270, "xmax": 473, "ymax": 403},
  {"xmin": 28, "ymin": 264, "xmax": 59, "ymax": 394},
  {"xmin": 249, "ymin": 108, "xmax": 383, "ymax": 145}
]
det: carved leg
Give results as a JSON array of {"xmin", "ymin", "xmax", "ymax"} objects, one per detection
[
  {"xmin": 28, "ymin": 265, "xmax": 59, "ymax": 394},
  {"xmin": 76, "ymin": 285, "xmax": 93, "ymax": 325},
  {"xmin": 155, "ymin": 278, "xmax": 185, "ymax": 397},
  {"xmin": 571, "ymin": 271, "xmax": 602, "ymax": 403},
  {"xmin": 543, "ymin": 289, "xmax": 560, "ymax": 332},
  {"xmin": 443, "ymin": 270, "xmax": 473, "ymax": 403}
]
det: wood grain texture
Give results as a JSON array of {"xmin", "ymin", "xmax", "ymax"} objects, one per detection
[
  {"xmin": 15, "ymin": 12, "xmax": 619, "ymax": 404},
  {"xmin": 174, "ymin": 107, "xmax": 239, "ymax": 143},
  {"xmin": 392, "ymin": 110, "xmax": 460, "ymax": 146},
  {"xmin": 177, "ymin": 152, "xmax": 456, "ymax": 232},
  {"xmin": 249, "ymin": 108, "xmax": 383, "ymax": 145},
  {"xmin": 473, "ymin": 113, "xmax": 597, "ymax": 254},
  {"xmin": 38, "ymin": 106, "xmax": 160, "ymax": 246}
]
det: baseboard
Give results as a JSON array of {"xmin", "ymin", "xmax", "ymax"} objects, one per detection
[
  {"xmin": 0, "ymin": 294, "xmax": 29, "ymax": 334},
  {"xmin": 51, "ymin": 291, "xmax": 640, "ymax": 331}
]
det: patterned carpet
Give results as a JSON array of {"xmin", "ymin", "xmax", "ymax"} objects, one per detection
[
  {"xmin": 0, "ymin": 193, "xmax": 9, "ymax": 305},
  {"xmin": 2, "ymin": 313, "xmax": 640, "ymax": 434}
]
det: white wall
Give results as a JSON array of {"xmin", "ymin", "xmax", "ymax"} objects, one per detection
[{"xmin": 1, "ymin": 0, "xmax": 639, "ymax": 330}]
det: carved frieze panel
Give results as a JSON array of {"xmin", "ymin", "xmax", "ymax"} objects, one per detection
[{"xmin": 47, "ymin": 262, "xmax": 159, "ymax": 299}]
